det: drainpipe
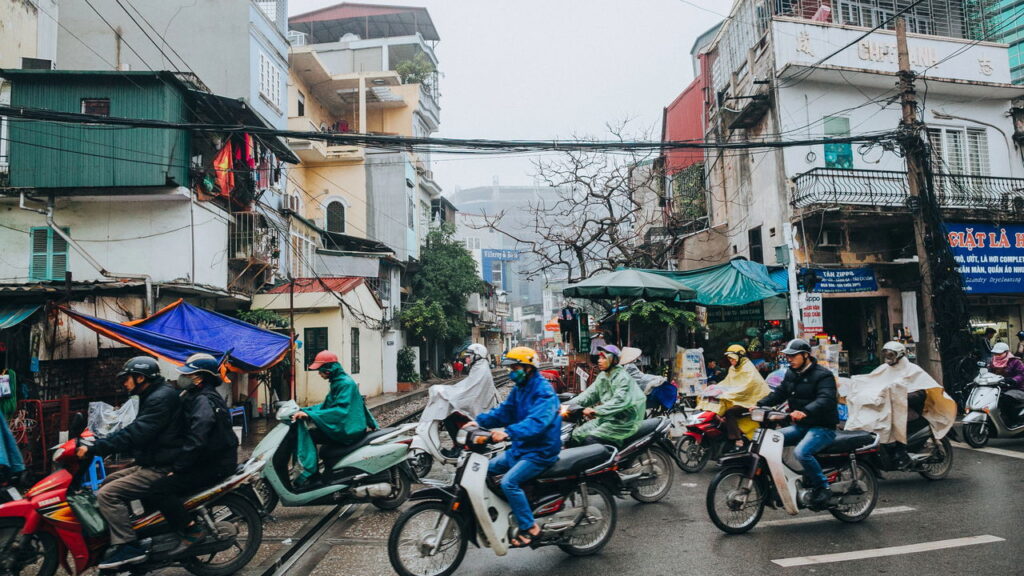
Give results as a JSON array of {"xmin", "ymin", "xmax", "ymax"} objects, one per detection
[{"xmin": 20, "ymin": 193, "xmax": 153, "ymax": 315}]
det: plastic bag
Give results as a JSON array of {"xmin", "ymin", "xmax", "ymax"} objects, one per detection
[
  {"xmin": 87, "ymin": 398, "xmax": 139, "ymax": 439},
  {"xmin": 67, "ymin": 490, "xmax": 108, "ymax": 537}
]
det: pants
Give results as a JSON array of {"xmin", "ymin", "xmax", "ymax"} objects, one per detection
[
  {"xmin": 779, "ymin": 425, "xmax": 836, "ymax": 490},
  {"xmin": 488, "ymin": 453, "xmax": 548, "ymax": 531},
  {"xmin": 96, "ymin": 465, "xmax": 172, "ymax": 545},
  {"xmin": 723, "ymin": 406, "xmax": 748, "ymax": 441},
  {"xmin": 148, "ymin": 462, "xmax": 236, "ymax": 533}
]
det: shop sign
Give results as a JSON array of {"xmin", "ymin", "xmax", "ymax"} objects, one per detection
[
  {"xmin": 695, "ymin": 305, "xmax": 708, "ymax": 328},
  {"xmin": 946, "ymin": 223, "xmax": 1024, "ymax": 294},
  {"xmin": 481, "ymin": 249, "xmax": 519, "ymax": 261},
  {"xmin": 801, "ymin": 293, "xmax": 824, "ymax": 333},
  {"xmin": 706, "ymin": 302, "xmax": 763, "ymax": 324},
  {"xmin": 801, "ymin": 267, "xmax": 878, "ymax": 293}
]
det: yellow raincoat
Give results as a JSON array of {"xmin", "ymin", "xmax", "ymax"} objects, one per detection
[{"xmin": 698, "ymin": 358, "xmax": 770, "ymax": 439}]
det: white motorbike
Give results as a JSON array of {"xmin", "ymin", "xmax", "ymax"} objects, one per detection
[
  {"xmin": 706, "ymin": 408, "xmax": 880, "ymax": 534},
  {"xmin": 408, "ymin": 411, "xmax": 474, "ymax": 479},
  {"xmin": 962, "ymin": 364, "xmax": 1024, "ymax": 447}
]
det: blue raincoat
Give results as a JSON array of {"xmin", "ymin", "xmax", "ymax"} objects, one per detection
[{"xmin": 476, "ymin": 371, "xmax": 561, "ymax": 465}]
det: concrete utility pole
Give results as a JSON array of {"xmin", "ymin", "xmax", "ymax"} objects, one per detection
[{"xmin": 897, "ymin": 18, "xmax": 943, "ymax": 383}]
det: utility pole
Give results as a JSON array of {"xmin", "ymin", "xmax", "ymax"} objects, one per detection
[
  {"xmin": 897, "ymin": 18, "xmax": 942, "ymax": 383},
  {"xmin": 289, "ymin": 275, "xmax": 296, "ymax": 400}
]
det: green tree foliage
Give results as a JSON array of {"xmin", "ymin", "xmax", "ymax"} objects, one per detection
[
  {"xmin": 236, "ymin": 308, "xmax": 289, "ymax": 328},
  {"xmin": 400, "ymin": 300, "xmax": 449, "ymax": 341},
  {"xmin": 397, "ymin": 346, "xmax": 420, "ymax": 383},
  {"xmin": 396, "ymin": 52, "xmax": 435, "ymax": 86},
  {"xmin": 617, "ymin": 300, "xmax": 697, "ymax": 353},
  {"xmin": 406, "ymin": 224, "xmax": 484, "ymax": 341}
]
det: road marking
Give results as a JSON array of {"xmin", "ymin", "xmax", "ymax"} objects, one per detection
[
  {"xmin": 952, "ymin": 441, "xmax": 1024, "ymax": 461},
  {"xmin": 761, "ymin": 505, "xmax": 914, "ymax": 527},
  {"xmin": 771, "ymin": 535, "xmax": 1004, "ymax": 567}
]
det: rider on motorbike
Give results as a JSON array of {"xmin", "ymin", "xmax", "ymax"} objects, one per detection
[
  {"xmin": 700, "ymin": 345, "xmax": 769, "ymax": 453},
  {"xmin": 619, "ymin": 347, "xmax": 674, "ymax": 412},
  {"xmin": 756, "ymin": 339, "xmax": 838, "ymax": 508},
  {"xmin": 418, "ymin": 343, "xmax": 499, "ymax": 458},
  {"xmin": 149, "ymin": 354, "xmax": 239, "ymax": 550},
  {"xmin": 291, "ymin": 350, "xmax": 378, "ymax": 484},
  {"xmin": 76, "ymin": 356, "xmax": 183, "ymax": 569},
  {"xmin": 466, "ymin": 347, "xmax": 561, "ymax": 548},
  {"xmin": 566, "ymin": 345, "xmax": 646, "ymax": 447},
  {"xmin": 988, "ymin": 342, "xmax": 1024, "ymax": 424}
]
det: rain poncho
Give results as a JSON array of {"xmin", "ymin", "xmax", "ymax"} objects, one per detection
[
  {"xmin": 569, "ymin": 365, "xmax": 646, "ymax": 445},
  {"xmin": 839, "ymin": 357, "xmax": 956, "ymax": 443},
  {"xmin": 417, "ymin": 360, "xmax": 499, "ymax": 435},
  {"xmin": 0, "ymin": 417, "xmax": 24, "ymax": 476},
  {"xmin": 623, "ymin": 363, "xmax": 667, "ymax": 394},
  {"xmin": 296, "ymin": 362, "xmax": 379, "ymax": 481},
  {"xmin": 697, "ymin": 358, "xmax": 769, "ymax": 439}
]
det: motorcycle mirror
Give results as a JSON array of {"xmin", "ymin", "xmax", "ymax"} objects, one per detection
[
  {"xmin": 977, "ymin": 361, "xmax": 987, "ymax": 368},
  {"xmin": 69, "ymin": 413, "xmax": 87, "ymax": 438},
  {"xmin": 557, "ymin": 393, "xmax": 574, "ymax": 402}
]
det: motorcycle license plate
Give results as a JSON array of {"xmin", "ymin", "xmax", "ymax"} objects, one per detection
[{"xmin": 6, "ymin": 487, "xmax": 21, "ymax": 500}]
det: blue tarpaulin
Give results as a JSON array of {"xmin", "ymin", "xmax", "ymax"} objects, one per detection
[
  {"xmin": 0, "ymin": 305, "xmax": 40, "ymax": 330},
  {"xmin": 635, "ymin": 260, "xmax": 787, "ymax": 306},
  {"xmin": 61, "ymin": 299, "xmax": 291, "ymax": 372}
]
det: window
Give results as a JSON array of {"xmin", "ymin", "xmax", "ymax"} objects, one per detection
[
  {"xmin": 29, "ymin": 227, "xmax": 69, "ymax": 281},
  {"xmin": 748, "ymin": 227, "xmax": 763, "ymax": 264},
  {"xmin": 81, "ymin": 98, "xmax": 110, "ymax": 116},
  {"xmin": 823, "ymin": 116, "xmax": 853, "ymax": 169},
  {"xmin": 259, "ymin": 53, "xmax": 282, "ymax": 110},
  {"xmin": 296, "ymin": 91, "xmax": 305, "ymax": 117},
  {"xmin": 350, "ymin": 327, "xmax": 360, "ymax": 374},
  {"xmin": 326, "ymin": 201, "xmax": 346, "ymax": 233},
  {"xmin": 407, "ymin": 195, "xmax": 416, "ymax": 229},
  {"xmin": 490, "ymin": 261, "xmax": 503, "ymax": 288},
  {"xmin": 928, "ymin": 127, "xmax": 989, "ymax": 175},
  {"xmin": 304, "ymin": 327, "xmax": 328, "ymax": 371}
]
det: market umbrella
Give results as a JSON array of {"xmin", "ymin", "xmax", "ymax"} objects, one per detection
[{"xmin": 562, "ymin": 269, "xmax": 696, "ymax": 301}]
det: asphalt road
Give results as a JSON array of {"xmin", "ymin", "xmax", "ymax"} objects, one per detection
[{"xmin": 301, "ymin": 439, "xmax": 1024, "ymax": 576}]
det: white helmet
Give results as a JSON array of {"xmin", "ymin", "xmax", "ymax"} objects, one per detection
[
  {"xmin": 465, "ymin": 343, "xmax": 488, "ymax": 362},
  {"xmin": 992, "ymin": 342, "xmax": 1010, "ymax": 355},
  {"xmin": 882, "ymin": 341, "xmax": 906, "ymax": 366}
]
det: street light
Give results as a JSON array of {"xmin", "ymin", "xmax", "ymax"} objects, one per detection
[{"xmin": 930, "ymin": 110, "xmax": 1015, "ymax": 169}]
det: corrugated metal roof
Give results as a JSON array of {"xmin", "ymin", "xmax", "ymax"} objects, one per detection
[{"xmin": 264, "ymin": 277, "xmax": 363, "ymax": 295}]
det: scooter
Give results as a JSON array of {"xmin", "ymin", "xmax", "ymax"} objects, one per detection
[
  {"xmin": 560, "ymin": 405, "xmax": 676, "ymax": 503},
  {"xmin": 961, "ymin": 363, "xmax": 1024, "ymax": 447},
  {"xmin": 408, "ymin": 411, "xmax": 474, "ymax": 479},
  {"xmin": 674, "ymin": 388, "xmax": 759, "ymax": 473},
  {"xmin": 248, "ymin": 401, "xmax": 418, "ymax": 516},
  {"xmin": 0, "ymin": 414, "xmax": 264, "ymax": 576},
  {"xmin": 706, "ymin": 408, "xmax": 880, "ymax": 534},
  {"xmin": 862, "ymin": 392, "xmax": 954, "ymax": 480},
  {"xmin": 387, "ymin": 425, "xmax": 621, "ymax": 576}
]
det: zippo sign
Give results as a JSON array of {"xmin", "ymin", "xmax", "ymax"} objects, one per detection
[{"xmin": 801, "ymin": 293, "xmax": 824, "ymax": 334}]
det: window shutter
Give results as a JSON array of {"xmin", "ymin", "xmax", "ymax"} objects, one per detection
[
  {"xmin": 29, "ymin": 228, "xmax": 48, "ymax": 281},
  {"xmin": 966, "ymin": 129, "xmax": 989, "ymax": 176},
  {"xmin": 50, "ymin": 229, "xmax": 68, "ymax": 280}
]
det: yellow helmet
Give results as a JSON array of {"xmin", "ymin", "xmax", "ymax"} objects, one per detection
[
  {"xmin": 502, "ymin": 346, "xmax": 539, "ymax": 368},
  {"xmin": 724, "ymin": 344, "xmax": 747, "ymax": 361}
]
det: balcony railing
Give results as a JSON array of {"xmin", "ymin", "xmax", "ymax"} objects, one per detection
[
  {"xmin": 228, "ymin": 211, "xmax": 278, "ymax": 295},
  {"xmin": 792, "ymin": 168, "xmax": 1024, "ymax": 212}
]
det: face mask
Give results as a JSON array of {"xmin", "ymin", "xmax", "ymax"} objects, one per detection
[{"xmin": 509, "ymin": 369, "xmax": 527, "ymax": 384}]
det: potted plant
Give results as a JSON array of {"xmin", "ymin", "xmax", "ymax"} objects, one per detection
[{"xmin": 397, "ymin": 346, "xmax": 420, "ymax": 392}]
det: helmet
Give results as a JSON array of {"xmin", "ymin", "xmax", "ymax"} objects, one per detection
[
  {"xmin": 465, "ymin": 343, "xmax": 488, "ymax": 359},
  {"xmin": 116, "ymin": 356, "xmax": 162, "ymax": 381},
  {"xmin": 597, "ymin": 344, "xmax": 622, "ymax": 359},
  {"xmin": 881, "ymin": 341, "xmax": 906, "ymax": 366},
  {"xmin": 1017, "ymin": 330, "xmax": 1024, "ymax": 341},
  {"xmin": 177, "ymin": 353, "xmax": 221, "ymax": 377},
  {"xmin": 724, "ymin": 344, "xmax": 747, "ymax": 361},
  {"xmin": 502, "ymin": 346, "xmax": 539, "ymax": 368},
  {"xmin": 308, "ymin": 350, "xmax": 339, "ymax": 370},
  {"xmin": 992, "ymin": 342, "xmax": 1011, "ymax": 355},
  {"xmin": 781, "ymin": 339, "xmax": 813, "ymax": 355},
  {"xmin": 619, "ymin": 347, "xmax": 642, "ymax": 365}
]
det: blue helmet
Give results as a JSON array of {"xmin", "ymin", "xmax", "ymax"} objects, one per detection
[{"xmin": 177, "ymin": 353, "xmax": 221, "ymax": 378}]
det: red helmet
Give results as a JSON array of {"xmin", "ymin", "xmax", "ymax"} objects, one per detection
[{"xmin": 308, "ymin": 350, "xmax": 339, "ymax": 370}]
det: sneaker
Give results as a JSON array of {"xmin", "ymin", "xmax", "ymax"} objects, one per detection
[
  {"xmin": 98, "ymin": 542, "xmax": 148, "ymax": 569},
  {"xmin": 808, "ymin": 485, "xmax": 832, "ymax": 508}
]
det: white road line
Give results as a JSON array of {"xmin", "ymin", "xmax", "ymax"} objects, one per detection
[
  {"xmin": 760, "ymin": 505, "xmax": 915, "ymax": 527},
  {"xmin": 771, "ymin": 535, "xmax": 1005, "ymax": 567},
  {"xmin": 952, "ymin": 441, "xmax": 1024, "ymax": 460}
]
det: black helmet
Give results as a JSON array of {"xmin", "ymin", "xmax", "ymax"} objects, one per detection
[
  {"xmin": 177, "ymin": 353, "xmax": 221, "ymax": 378},
  {"xmin": 116, "ymin": 356, "xmax": 162, "ymax": 381},
  {"xmin": 781, "ymin": 338, "xmax": 813, "ymax": 355},
  {"xmin": 1017, "ymin": 330, "xmax": 1024, "ymax": 341}
]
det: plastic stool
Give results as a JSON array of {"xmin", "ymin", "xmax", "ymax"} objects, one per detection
[
  {"xmin": 229, "ymin": 406, "xmax": 248, "ymax": 438},
  {"xmin": 83, "ymin": 457, "xmax": 106, "ymax": 491}
]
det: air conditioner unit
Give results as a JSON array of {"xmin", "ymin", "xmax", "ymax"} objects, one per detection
[
  {"xmin": 279, "ymin": 194, "xmax": 300, "ymax": 213},
  {"xmin": 818, "ymin": 229, "xmax": 841, "ymax": 248}
]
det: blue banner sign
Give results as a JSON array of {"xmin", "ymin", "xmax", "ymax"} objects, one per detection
[
  {"xmin": 801, "ymin": 268, "xmax": 878, "ymax": 293},
  {"xmin": 481, "ymin": 249, "xmax": 519, "ymax": 261},
  {"xmin": 946, "ymin": 223, "xmax": 1024, "ymax": 294}
]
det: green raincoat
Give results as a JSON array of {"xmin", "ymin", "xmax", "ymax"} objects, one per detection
[
  {"xmin": 296, "ymin": 362, "xmax": 379, "ymax": 481},
  {"xmin": 569, "ymin": 365, "xmax": 646, "ymax": 446}
]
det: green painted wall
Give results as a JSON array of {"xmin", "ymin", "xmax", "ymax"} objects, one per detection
[{"xmin": 9, "ymin": 73, "xmax": 190, "ymax": 188}]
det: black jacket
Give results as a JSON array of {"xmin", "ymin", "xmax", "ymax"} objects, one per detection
[
  {"xmin": 176, "ymin": 384, "xmax": 239, "ymax": 474},
  {"xmin": 757, "ymin": 360, "xmax": 838, "ymax": 428},
  {"xmin": 93, "ymin": 379, "xmax": 184, "ymax": 467}
]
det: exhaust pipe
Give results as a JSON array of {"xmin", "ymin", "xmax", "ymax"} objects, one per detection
[{"xmin": 350, "ymin": 483, "xmax": 394, "ymax": 499}]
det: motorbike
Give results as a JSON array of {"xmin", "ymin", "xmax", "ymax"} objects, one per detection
[
  {"xmin": 0, "ymin": 414, "xmax": 264, "ymax": 576},
  {"xmin": 248, "ymin": 401, "xmax": 418, "ymax": 515},
  {"xmin": 862, "ymin": 392, "xmax": 954, "ymax": 480},
  {"xmin": 560, "ymin": 404, "xmax": 676, "ymax": 503},
  {"xmin": 706, "ymin": 407, "xmax": 880, "ymax": 534},
  {"xmin": 961, "ymin": 363, "xmax": 1024, "ymax": 447},
  {"xmin": 673, "ymin": 409, "xmax": 732, "ymax": 473},
  {"xmin": 408, "ymin": 411, "xmax": 474, "ymax": 479},
  {"xmin": 387, "ymin": 425, "xmax": 621, "ymax": 576}
]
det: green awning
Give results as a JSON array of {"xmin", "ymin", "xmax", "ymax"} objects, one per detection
[
  {"xmin": 562, "ymin": 269, "xmax": 696, "ymax": 301},
  {"xmin": 634, "ymin": 259, "xmax": 786, "ymax": 307},
  {"xmin": 0, "ymin": 304, "xmax": 41, "ymax": 330}
]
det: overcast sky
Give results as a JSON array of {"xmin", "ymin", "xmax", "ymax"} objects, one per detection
[{"xmin": 289, "ymin": 0, "xmax": 723, "ymax": 193}]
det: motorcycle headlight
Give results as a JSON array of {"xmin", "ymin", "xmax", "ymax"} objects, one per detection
[
  {"xmin": 751, "ymin": 408, "xmax": 766, "ymax": 422},
  {"xmin": 455, "ymin": 428, "xmax": 468, "ymax": 446}
]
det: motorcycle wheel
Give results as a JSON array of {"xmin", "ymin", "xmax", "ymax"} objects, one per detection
[
  {"xmin": 706, "ymin": 468, "xmax": 765, "ymax": 534},
  {"xmin": 388, "ymin": 501, "xmax": 468, "ymax": 576},
  {"xmin": 372, "ymin": 468, "xmax": 412, "ymax": 510},
  {"xmin": 410, "ymin": 450, "xmax": 434, "ymax": 479},
  {"xmin": 963, "ymin": 422, "xmax": 990, "ymax": 448},
  {"xmin": 558, "ymin": 484, "xmax": 617, "ymax": 556},
  {"xmin": 252, "ymin": 477, "xmax": 279, "ymax": 517},
  {"xmin": 829, "ymin": 463, "xmax": 878, "ymax": 523},
  {"xmin": 0, "ymin": 520, "xmax": 58, "ymax": 576},
  {"xmin": 184, "ymin": 493, "xmax": 263, "ymax": 576},
  {"xmin": 675, "ymin": 436, "xmax": 711, "ymax": 473},
  {"xmin": 629, "ymin": 446, "xmax": 675, "ymax": 503},
  {"xmin": 918, "ymin": 436, "xmax": 954, "ymax": 481}
]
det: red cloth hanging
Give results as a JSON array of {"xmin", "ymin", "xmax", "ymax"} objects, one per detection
[
  {"xmin": 245, "ymin": 134, "xmax": 256, "ymax": 169},
  {"xmin": 213, "ymin": 141, "xmax": 235, "ymax": 197}
]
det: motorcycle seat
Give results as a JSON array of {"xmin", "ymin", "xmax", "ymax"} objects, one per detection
[
  {"xmin": 823, "ymin": 430, "xmax": 877, "ymax": 454},
  {"xmin": 622, "ymin": 418, "xmax": 663, "ymax": 447},
  {"xmin": 320, "ymin": 427, "xmax": 398, "ymax": 465},
  {"xmin": 537, "ymin": 445, "xmax": 614, "ymax": 479}
]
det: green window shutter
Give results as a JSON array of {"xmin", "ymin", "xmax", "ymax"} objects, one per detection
[
  {"xmin": 29, "ymin": 228, "xmax": 48, "ymax": 281},
  {"xmin": 50, "ymin": 229, "xmax": 68, "ymax": 281}
]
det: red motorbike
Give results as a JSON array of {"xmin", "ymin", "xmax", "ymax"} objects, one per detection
[
  {"xmin": 0, "ymin": 414, "xmax": 264, "ymax": 576},
  {"xmin": 673, "ymin": 409, "xmax": 733, "ymax": 473}
]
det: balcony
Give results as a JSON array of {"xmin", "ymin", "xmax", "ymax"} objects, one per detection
[
  {"xmin": 228, "ymin": 211, "xmax": 279, "ymax": 295},
  {"xmin": 792, "ymin": 168, "xmax": 1024, "ymax": 213},
  {"xmin": 324, "ymin": 143, "xmax": 365, "ymax": 162}
]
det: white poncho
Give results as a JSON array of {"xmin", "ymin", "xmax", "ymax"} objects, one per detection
[{"xmin": 417, "ymin": 360, "xmax": 500, "ymax": 433}]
